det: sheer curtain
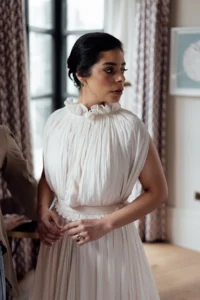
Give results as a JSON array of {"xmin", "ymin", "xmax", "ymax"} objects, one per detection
[{"xmin": 104, "ymin": 0, "xmax": 137, "ymax": 112}]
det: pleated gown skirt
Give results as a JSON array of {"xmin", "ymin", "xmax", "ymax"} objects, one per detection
[{"xmin": 29, "ymin": 213, "xmax": 160, "ymax": 300}]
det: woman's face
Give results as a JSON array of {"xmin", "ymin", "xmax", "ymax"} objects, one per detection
[{"xmin": 78, "ymin": 49, "xmax": 126, "ymax": 106}]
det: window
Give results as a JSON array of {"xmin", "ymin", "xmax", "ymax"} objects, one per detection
[{"xmin": 24, "ymin": 0, "xmax": 104, "ymax": 178}]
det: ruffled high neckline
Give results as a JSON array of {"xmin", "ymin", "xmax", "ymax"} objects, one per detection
[{"xmin": 64, "ymin": 98, "xmax": 121, "ymax": 120}]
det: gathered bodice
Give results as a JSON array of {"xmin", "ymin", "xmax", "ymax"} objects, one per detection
[{"xmin": 43, "ymin": 99, "xmax": 149, "ymax": 208}]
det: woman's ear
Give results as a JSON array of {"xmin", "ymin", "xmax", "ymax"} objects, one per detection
[
  {"xmin": 76, "ymin": 72, "xmax": 83, "ymax": 83},
  {"xmin": 76, "ymin": 72, "xmax": 86, "ymax": 87}
]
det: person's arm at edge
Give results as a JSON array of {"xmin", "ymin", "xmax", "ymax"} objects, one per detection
[{"xmin": 2, "ymin": 126, "xmax": 37, "ymax": 220}]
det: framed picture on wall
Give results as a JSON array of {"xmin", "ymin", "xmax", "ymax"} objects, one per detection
[{"xmin": 169, "ymin": 27, "xmax": 200, "ymax": 96}]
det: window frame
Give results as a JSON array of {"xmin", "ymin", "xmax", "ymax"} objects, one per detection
[{"xmin": 24, "ymin": 0, "xmax": 104, "ymax": 111}]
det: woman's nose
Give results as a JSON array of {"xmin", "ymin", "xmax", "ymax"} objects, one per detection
[{"xmin": 116, "ymin": 73, "xmax": 125, "ymax": 83}]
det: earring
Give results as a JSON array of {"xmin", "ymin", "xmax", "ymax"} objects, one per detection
[{"xmin": 81, "ymin": 82, "xmax": 84, "ymax": 87}]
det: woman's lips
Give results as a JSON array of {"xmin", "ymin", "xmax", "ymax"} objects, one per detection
[
  {"xmin": 112, "ymin": 89, "xmax": 123, "ymax": 95},
  {"xmin": 112, "ymin": 90, "xmax": 123, "ymax": 96}
]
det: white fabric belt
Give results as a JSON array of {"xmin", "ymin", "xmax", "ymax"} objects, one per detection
[{"xmin": 54, "ymin": 199, "xmax": 124, "ymax": 221}]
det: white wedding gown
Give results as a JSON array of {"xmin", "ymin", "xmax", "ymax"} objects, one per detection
[{"xmin": 30, "ymin": 99, "xmax": 160, "ymax": 300}]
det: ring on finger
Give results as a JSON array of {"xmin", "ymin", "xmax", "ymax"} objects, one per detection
[{"xmin": 75, "ymin": 233, "xmax": 84, "ymax": 243}]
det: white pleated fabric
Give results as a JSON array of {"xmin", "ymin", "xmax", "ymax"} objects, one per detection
[{"xmin": 29, "ymin": 99, "xmax": 160, "ymax": 300}]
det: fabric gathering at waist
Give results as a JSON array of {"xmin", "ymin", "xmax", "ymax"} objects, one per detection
[{"xmin": 54, "ymin": 198, "xmax": 124, "ymax": 221}]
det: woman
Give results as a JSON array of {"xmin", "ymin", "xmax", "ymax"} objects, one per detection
[{"xmin": 30, "ymin": 32, "xmax": 167, "ymax": 300}]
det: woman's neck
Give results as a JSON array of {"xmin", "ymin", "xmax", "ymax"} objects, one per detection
[{"xmin": 77, "ymin": 94, "xmax": 105, "ymax": 109}]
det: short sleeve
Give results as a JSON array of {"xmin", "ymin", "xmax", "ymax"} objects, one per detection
[
  {"xmin": 44, "ymin": 109, "xmax": 59, "ymax": 137},
  {"xmin": 133, "ymin": 117, "xmax": 150, "ymax": 180},
  {"xmin": 43, "ymin": 108, "xmax": 63, "ymax": 142},
  {"xmin": 42, "ymin": 108, "xmax": 64, "ymax": 189},
  {"xmin": 120, "ymin": 113, "xmax": 150, "ymax": 203}
]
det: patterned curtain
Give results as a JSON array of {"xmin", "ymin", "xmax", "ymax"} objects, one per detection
[
  {"xmin": 0, "ymin": 0, "xmax": 38, "ymax": 281},
  {"xmin": 133, "ymin": 0, "xmax": 170, "ymax": 241},
  {"xmin": 0, "ymin": 0, "xmax": 32, "ymax": 171}
]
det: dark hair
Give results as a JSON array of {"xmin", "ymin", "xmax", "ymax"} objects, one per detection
[{"xmin": 67, "ymin": 32, "xmax": 123, "ymax": 89}]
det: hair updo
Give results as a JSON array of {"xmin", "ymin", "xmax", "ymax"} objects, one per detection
[{"xmin": 67, "ymin": 32, "xmax": 123, "ymax": 89}]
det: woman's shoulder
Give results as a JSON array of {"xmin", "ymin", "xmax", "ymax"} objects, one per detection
[
  {"xmin": 44, "ymin": 107, "xmax": 67, "ymax": 134},
  {"xmin": 47, "ymin": 107, "xmax": 66, "ymax": 121},
  {"xmin": 119, "ymin": 108, "xmax": 149, "ymax": 141},
  {"xmin": 120, "ymin": 108, "xmax": 146, "ymax": 129}
]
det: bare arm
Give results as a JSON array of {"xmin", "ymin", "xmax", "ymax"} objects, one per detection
[
  {"xmin": 104, "ymin": 138, "xmax": 168, "ymax": 230},
  {"xmin": 37, "ymin": 169, "xmax": 54, "ymax": 215},
  {"xmin": 37, "ymin": 168, "xmax": 63, "ymax": 246}
]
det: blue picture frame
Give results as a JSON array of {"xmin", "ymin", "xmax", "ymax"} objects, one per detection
[{"xmin": 169, "ymin": 27, "xmax": 200, "ymax": 96}]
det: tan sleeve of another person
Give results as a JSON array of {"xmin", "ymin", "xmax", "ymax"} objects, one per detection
[{"xmin": 2, "ymin": 126, "xmax": 37, "ymax": 220}]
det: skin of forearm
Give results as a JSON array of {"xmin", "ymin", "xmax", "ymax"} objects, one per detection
[
  {"xmin": 37, "ymin": 177, "xmax": 54, "ymax": 216},
  {"xmin": 103, "ymin": 190, "xmax": 166, "ymax": 231}
]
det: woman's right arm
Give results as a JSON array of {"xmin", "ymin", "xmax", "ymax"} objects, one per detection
[
  {"xmin": 37, "ymin": 169, "xmax": 54, "ymax": 214},
  {"xmin": 37, "ymin": 169, "xmax": 63, "ymax": 246}
]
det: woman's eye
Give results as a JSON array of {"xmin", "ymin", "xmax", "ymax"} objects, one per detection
[
  {"xmin": 121, "ymin": 68, "xmax": 128, "ymax": 74},
  {"xmin": 104, "ymin": 68, "xmax": 114, "ymax": 74},
  {"xmin": 104, "ymin": 68, "xmax": 128, "ymax": 74}
]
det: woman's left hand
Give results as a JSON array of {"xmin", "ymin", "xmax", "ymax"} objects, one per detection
[{"xmin": 61, "ymin": 218, "xmax": 112, "ymax": 246}]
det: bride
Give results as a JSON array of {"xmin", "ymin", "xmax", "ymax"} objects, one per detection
[{"xmin": 30, "ymin": 32, "xmax": 167, "ymax": 300}]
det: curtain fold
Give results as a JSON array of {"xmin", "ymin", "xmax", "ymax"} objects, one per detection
[{"xmin": 0, "ymin": 0, "xmax": 33, "ymax": 172}]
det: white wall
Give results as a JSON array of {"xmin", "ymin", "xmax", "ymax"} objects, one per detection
[{"xmin": 166, "ymin": 0, "xmax": 200, "ymax": 251}]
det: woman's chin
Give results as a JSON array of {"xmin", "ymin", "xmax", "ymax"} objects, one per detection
[{"xmin": 107, "ymin": 94, "xmax": 121, "ymax": 103}]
